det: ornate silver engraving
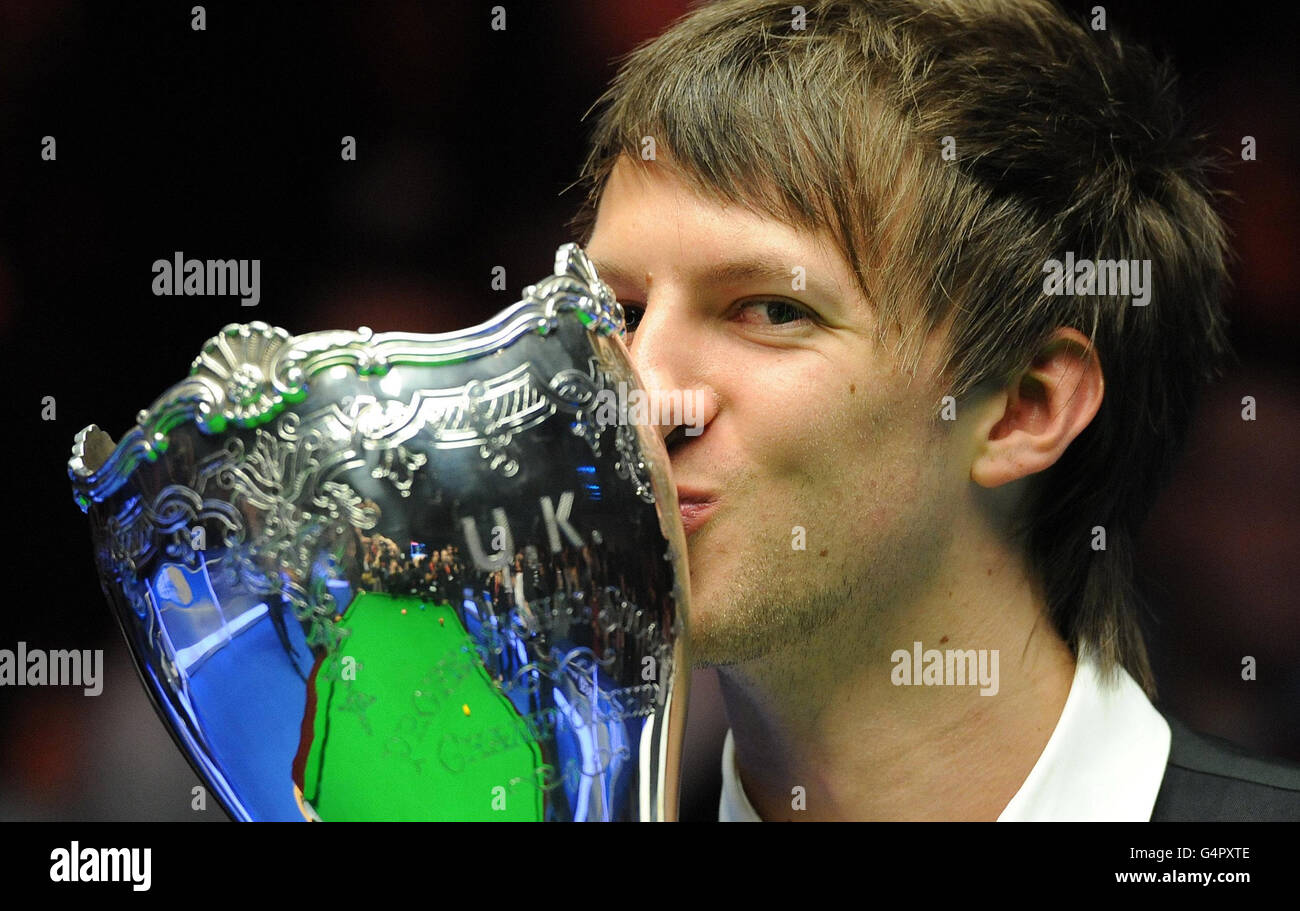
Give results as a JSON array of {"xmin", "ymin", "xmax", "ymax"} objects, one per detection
[
  {"xmin": 189, "ymin": 321, "xmax": 302, "ymax": 431},
  {"xmin": 69, "ymin": 243, "xmax": 626, "ymax": 510},
  {"xmin": 613, "ymin": 422, "xmax": 656, "ymax": 504},
  {"xmin": 369, "ymin": 445, "xmax": 428, "ymax": 497}
]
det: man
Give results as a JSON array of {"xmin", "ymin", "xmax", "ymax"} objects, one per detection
[{"xmin": 568, "ymin": 0, "xmax": 1300, "ymax": 820}]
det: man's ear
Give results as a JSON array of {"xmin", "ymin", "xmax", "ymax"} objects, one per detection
[{"xmin": 970, "ymin": 328, "xmax": 1104, "ymax": 488}]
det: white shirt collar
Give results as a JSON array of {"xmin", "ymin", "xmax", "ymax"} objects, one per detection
[{"xmin": 719, "ymin": 650, "xmax": 1171, "ymax": 821}]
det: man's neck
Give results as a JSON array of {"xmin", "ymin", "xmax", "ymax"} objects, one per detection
[{"xmin": 715, "ymin": 544, "xmax": 1077, "ymax": 822}]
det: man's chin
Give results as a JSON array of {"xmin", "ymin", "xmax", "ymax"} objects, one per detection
[
  {"xmin": 681, "ymin": 599, "xmax": 776, "ymax": 670},
  {"xmin": 687, "ymin": 645, "xmax": 740, "ymax": 671},
  {"xmin": 679, "ymin": 532, "xmax": 803, "ymax": 667},
  {"xmin": 680, "ymin": 599, "xmax": 733, "ymax": 669}
]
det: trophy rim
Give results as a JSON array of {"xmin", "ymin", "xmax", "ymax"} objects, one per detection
[{"xmin": 69, "ymin": 243, "xmax": 624, "ymax": 510}]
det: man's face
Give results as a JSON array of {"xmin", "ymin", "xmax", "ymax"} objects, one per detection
[{"xmin": 585, "ymin": 157, "xmax": 965, "ymax": 669}]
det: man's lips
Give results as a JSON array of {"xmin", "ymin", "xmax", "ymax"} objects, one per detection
[{"xmin": 676, "ymin": 487, "xmax": 718, "ymax": 536}]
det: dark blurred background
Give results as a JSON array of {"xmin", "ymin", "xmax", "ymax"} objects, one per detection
[{"xmin": 0, "ymin": 0, "xmax": 1295, "ymax": 821}]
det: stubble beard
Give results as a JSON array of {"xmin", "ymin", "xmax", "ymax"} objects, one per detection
[{"xmin": 687, "ymin": 511, "xmax": 951, "ymax": 684}]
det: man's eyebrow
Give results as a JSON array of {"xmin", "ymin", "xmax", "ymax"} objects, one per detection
[
  {"xmin": 707, "ymin": 260, "xmax": 802, "ymax": 286},
  {"xmin": 591, "ymin": 257, "xmax": 834, "ymax": 296},
  {"xmin": 589, "ymin": 259, "xmax": 640, "ymax": 291}
]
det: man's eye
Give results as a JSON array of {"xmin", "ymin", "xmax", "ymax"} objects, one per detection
[
  {"xmin": 617, "ymin": 299, "xmax": 811, "ymax": 334},
  {"xmin": 739, "ymin": 299, "xmax": 811, "ymax": 326},
  {"xmin": 619, "ymin": 303, "xmax": 645, "ymax": 333}
]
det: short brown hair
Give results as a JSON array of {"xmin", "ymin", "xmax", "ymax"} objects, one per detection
[{"xmin": 570, "ymin": 0, "xmax": 1232, "ymax": 697}]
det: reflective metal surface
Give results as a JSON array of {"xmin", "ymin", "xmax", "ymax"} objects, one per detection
[{"xmin": 68, "ymin": 244, "xmax": 690, "ymax": 821}]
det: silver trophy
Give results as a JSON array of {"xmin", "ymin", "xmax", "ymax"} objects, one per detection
[{"xmin": 68, "ymin": 244, "xmax": 690, "ymax": 821}]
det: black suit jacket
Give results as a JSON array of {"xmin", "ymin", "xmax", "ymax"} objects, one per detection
[{"xmin": 1150, "ymin": 714, "xmax": 1300, "ymax": 821}]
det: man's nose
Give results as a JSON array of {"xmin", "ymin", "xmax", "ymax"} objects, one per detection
[{"xmin": 626, "ymin": 299, "xmax": 717, "ymax": 445}]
